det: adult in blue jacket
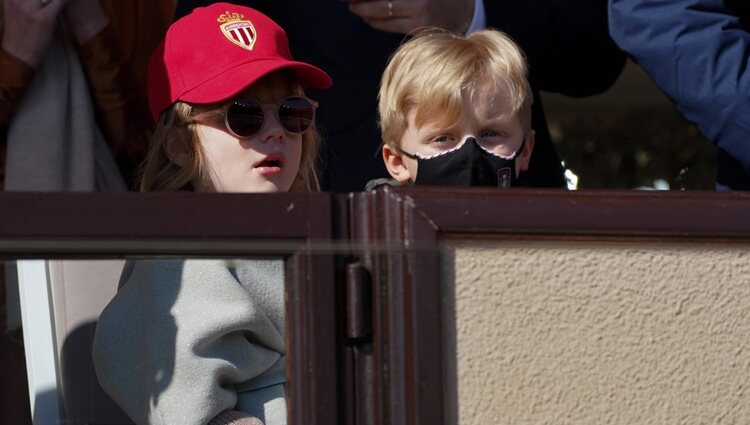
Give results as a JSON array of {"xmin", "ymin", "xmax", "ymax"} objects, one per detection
[
  {"xmin": 609, "ymin": 0, "xmax": 750, "ymax": 190},
  {"xmin": 177, "ymin": 0, "xmax": 626, "ymax": 192}
]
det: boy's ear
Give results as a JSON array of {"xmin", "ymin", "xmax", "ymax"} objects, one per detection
[
  {"xmin": 517, "ymin": 129, "xmax": 535, "ymax": 172},
  {"xmin": 163, "ymin": 136, "xmax": 191, "ymax": 168},
  {"xmin": 382, "ymin": 144, "xmax": 414, "ymax": 183}
]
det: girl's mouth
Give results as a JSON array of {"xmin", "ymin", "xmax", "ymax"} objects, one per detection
[{"xmin": 255, "ymin": 154, "xmax": 285, "ymax": 174}]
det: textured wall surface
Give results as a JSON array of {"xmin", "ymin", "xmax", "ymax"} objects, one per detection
[{"xmin": 441, "ymin": 242, "xmax": 750, "ymax": 424}]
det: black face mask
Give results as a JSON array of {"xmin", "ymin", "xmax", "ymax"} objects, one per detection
[{"xmin": 398, "ymin": 137, "xmax": 525, "ymax": 188}]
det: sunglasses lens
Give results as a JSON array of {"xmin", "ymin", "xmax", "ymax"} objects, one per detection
[
  {"xmin": 226, "ymin": 101, "xmax": 264, "ymax": 137},
  {"xmin": 278, "ymin": 97, "xmax": 315, "ymax": 133},
  {"xmin": 223, "ymin": 97, "xmax": 315, "ymax": 137}
]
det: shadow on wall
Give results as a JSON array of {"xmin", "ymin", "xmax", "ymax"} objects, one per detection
[
  {"xmin": 542, "ymin": 60, "xmax": 716, "ymax": 190},
  {"xmin": 61, "ymin": 322, "xmax": 133, "ymax": 425}
]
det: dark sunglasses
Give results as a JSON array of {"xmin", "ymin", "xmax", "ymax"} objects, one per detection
[{"xmin": 191, "ymin": 96, "xmax": 318, "ymax": 138}]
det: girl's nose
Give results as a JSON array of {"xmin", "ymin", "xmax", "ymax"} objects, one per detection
[{"xmin": 260, "ymin": 108, "xmax": 285, "ymax": 143}]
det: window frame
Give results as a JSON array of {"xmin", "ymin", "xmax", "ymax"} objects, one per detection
[
  {"xmin": 0, "ymin": 191, "xmax": 344, "ymax": 425},
  {"xmin": 347, "ymin": 187, "xmax": 750, "ymax": 425},
  {"xmin": 3, "ymin": 189, "xmax": 750, "ymax": 425}
]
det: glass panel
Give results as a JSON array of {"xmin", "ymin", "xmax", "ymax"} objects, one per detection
[{"xmin": 5, "ymin": 256, "xmax": 288, "ymax": 425}]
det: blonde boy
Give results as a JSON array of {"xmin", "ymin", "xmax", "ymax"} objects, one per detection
[{"xmin": 376, "ymin": 28, "xmax": 535, "ymax": 188}]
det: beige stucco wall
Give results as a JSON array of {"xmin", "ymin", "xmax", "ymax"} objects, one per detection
[{"xmin": 441, "ymin": 241, "xmax": 750, "ymax": 424}]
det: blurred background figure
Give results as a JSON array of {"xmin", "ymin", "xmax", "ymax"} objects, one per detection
[{"xmin": 0, "ymin": 1, "xmax": 174, "ymax": 423}]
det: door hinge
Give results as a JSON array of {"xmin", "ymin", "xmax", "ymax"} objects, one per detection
[{"xmin": 345, "ymin": 261, "xmax": 372, "ymax": 343}]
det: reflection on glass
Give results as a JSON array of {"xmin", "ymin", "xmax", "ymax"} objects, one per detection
[{"xmin": 12, "ymin": 258, "xmax": 285, "ymax": 425}]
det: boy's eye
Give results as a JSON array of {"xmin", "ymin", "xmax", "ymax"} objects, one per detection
[
  {"xmin": 480, "ymin": 129, "xmax": 505, "ymax": 138},
  {"xmin": 431, "ymin": 134, "xmax": 454, "ymax": 143}
]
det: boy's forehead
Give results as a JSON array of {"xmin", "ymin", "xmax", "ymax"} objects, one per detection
[
  {"xmin": 465, "ymin": 81, "xmax": 514, "ymax": 109},
  {"xmin": 410, "ymin": 86, "xmax": 515, "ymax": 127}
]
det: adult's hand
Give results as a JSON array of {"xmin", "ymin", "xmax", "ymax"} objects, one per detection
[
  {"xmin": 62, "ymin": 0, "xmax": 108, "ymax": 45},
  {"xmin": 1, "ymin": 0, "xmax": 68, "ymax": 67},
  {"xmin": 348, "ymin": 0, "xmax": 474, "ymax": 35}
]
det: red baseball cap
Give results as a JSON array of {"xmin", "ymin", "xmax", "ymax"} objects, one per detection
[{"xmin": 148, "ymin": 2, "xmax": 333, "ymax": 122}]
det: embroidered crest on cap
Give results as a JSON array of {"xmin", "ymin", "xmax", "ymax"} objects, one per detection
[{"xmin": 218, "ymin": 11, "xmax": 257, "ymax": 51}]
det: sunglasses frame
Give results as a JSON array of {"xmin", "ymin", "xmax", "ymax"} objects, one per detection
[{"xmin": 190, "ymin": 96, "xmax": 319, "ymax": 138}]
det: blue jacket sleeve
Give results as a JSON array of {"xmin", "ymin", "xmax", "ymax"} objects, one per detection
[{"xmin": 609, "ymin": 0, "xmax": 750, "ymax": 176}]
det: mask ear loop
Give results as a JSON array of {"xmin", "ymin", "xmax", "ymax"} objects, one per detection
[
  {"xmin": 507, "ymin": 137, "xmax": 526, "ymax": 160},
  {"xmin": 393, "ymin": 144, "xmax": 420, "ymax": 160}
]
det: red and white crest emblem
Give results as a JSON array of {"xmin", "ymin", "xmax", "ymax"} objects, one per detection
[{"xmin": 217, "ymin": 11, "xmax": 257, "ymax": 51}]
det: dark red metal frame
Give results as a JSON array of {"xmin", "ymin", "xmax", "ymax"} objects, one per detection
[
  {"xmin": 1, "ymin": 189, "xmax": 749, "ymax": 425},
  {"xmin": 346, "ymin": 186, "xmax": 750, "ymax": 425},
  {"xmin": 0, "ymin": 191, "xmax": 345, "ymax": 425}
]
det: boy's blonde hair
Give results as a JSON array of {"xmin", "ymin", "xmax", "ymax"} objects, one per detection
[
  {"xmin": 140, "ymin": 77, "xmax": 320, "ymax": 192},
  {"xmin": 378, "ymin": 28, "xmax": 533, "ymax": 148}
]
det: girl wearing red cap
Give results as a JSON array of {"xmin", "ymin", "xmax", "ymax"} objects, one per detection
[{"xmin": 93, "ymin": 4, "xmax": 331, "ymax": 425}]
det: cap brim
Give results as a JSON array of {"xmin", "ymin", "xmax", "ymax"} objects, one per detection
[{"xmin": 178, "ymin": 59, "xmax": 332, "ymax": 105}]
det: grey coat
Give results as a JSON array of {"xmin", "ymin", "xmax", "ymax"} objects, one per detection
[{"xmin": 93, "ymin": 259, "xmax": 286, "ymax": 425}]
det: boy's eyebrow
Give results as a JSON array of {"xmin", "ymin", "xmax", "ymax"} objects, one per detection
[
  {"xmin": 414, "ymin": 121, "xmax": 453, "ymax": 135},
  {"xmin": 482, "ymin": 114, "xmax": 515, "ymax": 123},
  {"xmin": 413, "ymin": 112, "xmax": 462, "ymax": 132},
  {"xmin": 414, "ymin": 114, "xmax": 517, "ymax": 135}
]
